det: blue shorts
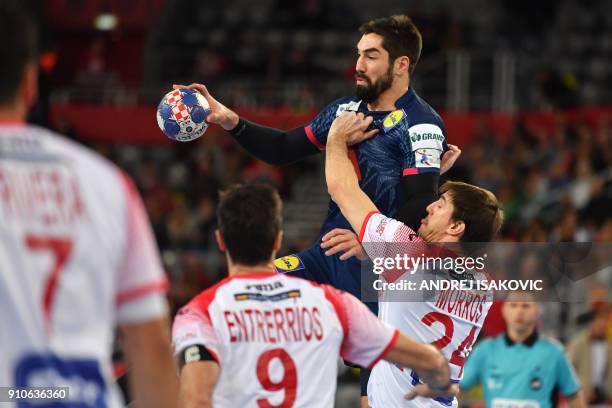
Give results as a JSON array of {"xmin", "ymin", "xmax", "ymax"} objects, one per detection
[{"xmin": 274, "ymin": 239, "xmax": 378, "ymax": 314}]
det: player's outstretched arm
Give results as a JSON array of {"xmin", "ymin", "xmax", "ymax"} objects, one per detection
[
  {"xmin": 385, "ymin": 334, "xmax": 453, "ymax": 394},
  {"xmin": 120, "ymin": 318, "xmax": 179, "ymax": 408},
  {"xmin": 173, "ymin": 83, "xmax": 319, "ymax": 165},
  {"xmin": 179, "ymin": 361, "xmax": 220, "ymax": 408},
  {"xmin": 326, "ymin": 111, "xmax": 379, "ymax": 233}
]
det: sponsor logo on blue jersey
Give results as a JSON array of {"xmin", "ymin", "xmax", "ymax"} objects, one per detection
[{"xmin": 382, "ymin": 109, "xmax": 407, "ymax": 133}]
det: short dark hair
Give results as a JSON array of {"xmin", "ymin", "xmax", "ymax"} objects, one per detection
[
  {"xmin": 217, "ymin": 183, "xmax": 283, "ymax": 266},
  {"xmin": 440, "ymin": 181, "xmax": 504, "ymax": 242},
  {"xmin": 359, "ymin": 15, "xmax": 422, "ymax": 75},
  {"xmin": 0, "ymin": 3, "xmax": 38, "ymax": 104}
]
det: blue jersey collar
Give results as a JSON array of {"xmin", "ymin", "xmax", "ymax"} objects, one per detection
[
  {"xmin": 394, "ymin": 87, "xmax": 416, "ymax": 109},
  {"xmin": 359, "ymin": 87, "xmax": 415, "ymax": 114}
]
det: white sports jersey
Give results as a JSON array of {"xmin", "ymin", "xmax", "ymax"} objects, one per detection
[
  {"xmin": 172, "ymin": 272, "xmax": 398, "ymax": 408},
  {"xmin": 360, "ymin": 212, "xmax": 493, "ymax": 408},
  {"xmin": 0, "ymin": 123, "xmax": 168, "ymax": 407}
]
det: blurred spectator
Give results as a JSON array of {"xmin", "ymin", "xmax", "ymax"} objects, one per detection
[
  {"xmin": 168, "ymin": 252, "xmax": 211, "ymax": 313},
  {"xmin": 193, "ymin": 48, "xmax": 225, "ymax": 81},
  {"xmin": 242, "ymin": 160, "xmax": 286, "ymax": 192},
  {"xmin": 166, "ymin": 196, "xmax": 199, "ymax": 249},
  {"xmin": 195, "ymin": 194, "xmax": 217, "ymax": 248},
  {"xmin": 536, "ymin": 68, "xmax": 580, "ymax": 110},
  {"xmin": 567, "ymin": 305, "xmax": 612, "ymax": 404}
]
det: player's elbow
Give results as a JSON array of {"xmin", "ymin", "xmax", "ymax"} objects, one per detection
[
  {"xmin": 179, "ymin": 388, "xmax": 212, "ymax": 408},
  {"xmin": 327, "ymin": 178, "xmax": 345, "ymax": 203}
]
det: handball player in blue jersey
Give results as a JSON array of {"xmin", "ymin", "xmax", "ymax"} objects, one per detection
[
  {"xmin": 177, "ymin": 15, "xmax": 460, "ymax": 401},
  {"xmin": 178, "ymin": 15, "xmax": 459, "ymax": 302}
]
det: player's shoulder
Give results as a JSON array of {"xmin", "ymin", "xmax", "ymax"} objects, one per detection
[
  {"xmin": 189, "ymin": 275, "xmax": 239, "ymax": 311},
  {"xmin": 34, "ymin": 125, "xmax": 127, "ymax": 184},
  {"xmin": 189, "ymin": 272, "xmax": 324, "ymax": 308},
  {"xmin": 401, "ymin": 89, "xmax": 445, "ymax": 131},
  {"xmin": 321, "ymin": 96, "xmax": 362, "ymax": 116}
]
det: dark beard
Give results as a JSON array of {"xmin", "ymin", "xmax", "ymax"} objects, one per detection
[{"xmin": 355, "ymin": 67, "xmax": 393, "ymax": 104}]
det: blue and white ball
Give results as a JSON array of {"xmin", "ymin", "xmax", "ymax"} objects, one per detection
[{"xmin": 157, "ymin": 88, "xmax": 211, "ymax": 142}]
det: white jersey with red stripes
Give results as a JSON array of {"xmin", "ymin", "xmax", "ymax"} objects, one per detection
[
  {"xmin": 0, "ymin": 123, "xmax": 168, "ymax": 407},
  {"xmin": 172, "ymin": 271, "xmax": 399, "ymax": 408},
  {"xmin": 359, "ymin": 212, "xmax": 493, "ymax": 408}
]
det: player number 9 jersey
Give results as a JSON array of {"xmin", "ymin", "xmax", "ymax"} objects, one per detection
[{"xmin": 172, "ymin": 272, "xmax": 399, "ymax": 408}]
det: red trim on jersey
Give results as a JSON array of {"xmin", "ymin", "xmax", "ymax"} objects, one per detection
[
  {"xmin": 191, "ymin": 278, "xmax": 229, "ymax": 312},
  {"xmin": 178, "ymin": 278, "xmax": 229, "ymax": 365},
  {"xmin": 206, "ymin": 347, "xmax": 221, "ymax": 364},
  {"xmin": 402, "ymin": 168, "xmax": 419, "ymax": 176},
  {"xmin": 116, "ymin": 279, "xmax": 168, "ymax": 305},
  {"xmin": 0, "ymin": 119, "xmax": 25, "ymax": 126},
  {"xmin": 368, "ymin": 329, "xmax": 400, "ymax": 369},
  {"xmin": 190, "ymin": 271, "xmax": 283, "ymax": 312},
  {"xmin": 358, "ymin": 211, "xmax": 381, "ymax": 243},
  {"xmin": 304, "ymin": 125, "xmax": 325, "ymax": 150},
  {"xmin": 113, "ymin": 362, "xmax": 129, "ymax": 379},
  {"xmin": 322, "ymin": 286, "xmax": 349, "ymax": 352}
]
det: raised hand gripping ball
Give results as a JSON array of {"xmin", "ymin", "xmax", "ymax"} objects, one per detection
[{"xmin": 157, "ymin": 88, "xmax": 211, "ymax": 142}]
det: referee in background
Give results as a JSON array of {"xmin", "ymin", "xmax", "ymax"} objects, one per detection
[{"xmin": 460, "ymin": 292, "xmax": 586, "ymax": 408}]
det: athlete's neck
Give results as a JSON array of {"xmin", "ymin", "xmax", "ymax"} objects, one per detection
[
  {"xmin": 420, "ymin": 231, "xmax": 461, "ymax": 244},
  {"xmin": 367, "ymin": 81, "xmax": 410, "ymax": 112},
  {"xmin": 227, "ymin": 261, "xmax": 276, "ymax": 276},
  {"xmin": 507, "ymin": 325, "xmax": 536, "ymax": 343},
  {"xmin": 0, "ymin": 106, "xmax": 26, "ymax": 123}
]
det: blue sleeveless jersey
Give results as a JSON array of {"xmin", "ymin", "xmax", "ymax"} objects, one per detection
[{"xmin": 305, "ymin": 87, "xmax": 448, "ymax": 235}]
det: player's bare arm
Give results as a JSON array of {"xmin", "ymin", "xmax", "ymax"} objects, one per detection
[
  {"xmin": 325, "ymin": 110, "xmax": 462, "ymax": 259},
  {"xmin": 320, "ymin": 228, "xmax": 368, "ymax": 260},
  {"xmin": 326, "ymin": 111, "xmax": 379, "ymax": 233},
  {"xmin": 386, "ymin": 333, "xmax": 454, "ymax": 395},
  {"xmin": 120, "ymin": 318, "xmax": 179, "ymax": 408},
  {"xmin": 179, "ymin": 361, "xmax": 220, "ymax": 408}
]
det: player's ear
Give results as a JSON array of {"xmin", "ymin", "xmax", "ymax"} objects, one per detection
[
  {"xmin": 20, "ymin": 63, "xmax": 38, "ymax": 112},
  {"xmin": 394, "ymin": 56, "xmax": 409, "ymax": 76},
  {"xmin": 447, "ymin": 219, "xmax": 465, "ymax": 238},
  {"xmin": 215, "ymin": 230, "xmax": 226, "ymax": 252},
  {"xmin": 272, "ymin": 230, "xmax": 283, "ymax": 253}
]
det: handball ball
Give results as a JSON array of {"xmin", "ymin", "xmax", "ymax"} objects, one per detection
[{"xmin": 157, "ymin": 88, "xmax": 211, "ymax": 142}]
